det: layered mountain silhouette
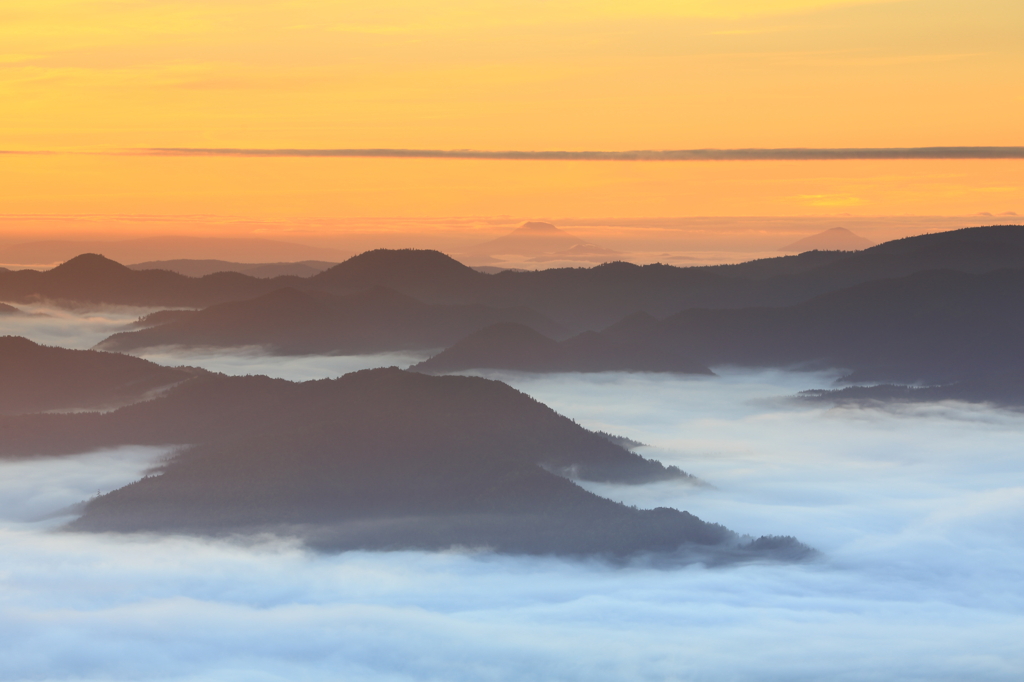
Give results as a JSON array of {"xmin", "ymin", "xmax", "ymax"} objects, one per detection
[
  {"xmin": 0, "ymin": 254, "xmax": 302, "ymax": 307},
  {"xmin": 4, "ymin": 224, "xmax": 1023, "ymax": 335},
  {"xmin": 415, "ymin": 321, "xmax": 712, "ymax": 375},
  {"xmin": 98, "ymin": 286, "xmax": 565, "ymax": 354},
  {"xmin": 797, "ymin": 370, "xmax": 1024, "ymax": 408},
  {"xmin": 0, "ymin": 236, "xmax": 344, "ymax": 266},
  {"xmin": 780, "ymin": 227, "xmax": 874, "ymax": 252},
  {"xmin": 0, "ymin": 362, "xmax": 809, "ymax": 560},
  {"xmin": 418, "ymin": 266, "xmax": 1024, "ymax": 404},
  {"xmin": 130, "ymin": 259, "xmax": 338, "ymax": 278},
  {"xmin": 0, "ymin": 336, "xmax": 196, "ymax": 414}
]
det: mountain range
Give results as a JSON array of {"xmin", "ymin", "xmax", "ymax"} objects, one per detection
[
  {"xmin": 98, "ymin": 286, "xmax": 565, "ymax": 355},
  {"xmin": 418, "ymin": 266, "xmax": 1024, "ymax": 406},
  {"xmin": 0, "ymin": 236, "xmax": 345, "ymax": 266},
  {"xmin": 4, "ymin": 225, "xmax": 1024, "ymax": 333},
  {"xmin": 129, "ymin": 259, "xmax": 338, "ymax": 278}
]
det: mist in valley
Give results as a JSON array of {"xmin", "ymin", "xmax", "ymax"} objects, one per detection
[
  {"xmin": 0, "ymin": 303, "xmax": 156, "ymax": 350},
  {"xmin": 1, "ymin": 314, "xmax": 1022, "ymax": 680}
]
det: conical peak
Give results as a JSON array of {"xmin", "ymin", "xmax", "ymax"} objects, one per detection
[
  {"xmin": 516, "ymin": 221, "xmax": 560, "ymax": 233},
  {"xmin": 322, "ymin": 249, "xmax": 472, "ymax": 275},
  {"xmin": 50, "ymin": 253, "xmax": 131, "ymax": 276}
]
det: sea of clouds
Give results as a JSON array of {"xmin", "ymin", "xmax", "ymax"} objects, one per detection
[{"xmin": 2, "ymin": 309, "xmax": 1023, "ymax": 681}]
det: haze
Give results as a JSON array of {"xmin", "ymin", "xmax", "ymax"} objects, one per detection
[{"xmin": 1, "ymin": 0, "xmax": 1021, "ymax": 256}]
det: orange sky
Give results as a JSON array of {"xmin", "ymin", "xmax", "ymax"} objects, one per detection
[{"xmin": 1, "ymin": 0, "xmax": 1022, "ymax": 249}]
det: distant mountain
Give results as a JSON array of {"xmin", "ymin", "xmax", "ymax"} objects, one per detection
[
  {"xmin": 98, "ymin": 286, "xmax": 566, "ymax": 355},
  {"xmin": 0, "ymin": 366, "xmax": 810, "ymax": 560},
  {"xmin": 0, "ymin": 253, "xmax": 300, "ymax": 307},
  {"xmin": 780, "ymin": 227, "xmax": 874, "ymax": 252},
  {"xmin": 418, "ymin": 267, "xmax": 1024, "ymax": 404},
  {"xmin": 0, "ymin": 236, "xmax": 345, "ymax": 266},
  {"xmin": 0, "ymin": 336, "xmax": 196, "ymax": 415},
  {"xmin": 797, "ymin": 369, "xmax": 1024, "ymax": 409},
  {"xmin": 461, "ymin": 222, "xmax": 620, "ymax": 263},
  {"xmin": 466, "ymin": 222, "xmax": 589, "ymax": 256},
  {"xmin": 129, "ymin": 259, "xmax": 338, "ymax": 278},
  {"xmin": 310, "ymin": 249, "xmax": 487, "ymax": 302},
  {"xmin": 0, "ymin": 302, "xmax": 19, "ymax": 314},
  {"xmin": 5, "ymin": 225, "xmax": 1024, "ymax": 335}
]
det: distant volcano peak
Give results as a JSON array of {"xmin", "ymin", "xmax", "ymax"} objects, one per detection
[
  {"xmin": 464, "ymin": 222, "xmax": 606, "ymax": 261},
  {"xmin": 780, "ymin": 227, "xmax": 874, "ymax": 253},
  {"xmin": 515, "ymin": 221, "xmax": 560, "ymax": 233}
]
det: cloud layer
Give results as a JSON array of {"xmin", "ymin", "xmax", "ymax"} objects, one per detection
[
  {"xmin": 1, "ymin": 359, "xmax": 1023, "ymax": 680},
  {"xmin": 143, "ymin": 147, "xmax": 1024, "ymax": 160}
]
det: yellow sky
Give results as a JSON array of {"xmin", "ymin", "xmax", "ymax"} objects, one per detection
[{"xmin": 1, "ymin": 0, "xmax": 1022, "ymax": 242}]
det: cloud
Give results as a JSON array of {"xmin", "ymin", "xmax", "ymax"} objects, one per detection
[
  {"xmin": 10, "ymin": 147, "xmax": 1024, "ymax": 161},
  {"xmin": 137, "ymin": 147, "xmax": 1024, "ymax": 160},
  {"xmin": 1, "ymin": 366, "xmax": 1023, "ymax": 680}
]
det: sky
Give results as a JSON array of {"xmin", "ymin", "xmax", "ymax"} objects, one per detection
[{"xmin": 1, "ymin": 0, "xmax": 1022, "ymax": 252}]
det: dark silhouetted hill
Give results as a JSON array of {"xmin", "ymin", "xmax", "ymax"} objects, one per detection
[
  {"xmin": 98, "ymin": 286, "xmax": 565, "ymax": 354},
  {"xmin": 0, "ymin": 365, "xmax": 814, "ymax": 559},
  {"xmin": 0, "ymin": 336, "xmax": 196, "ymax": 414},
  {"xmin": 0, "ymin": 302, "xmax": 19, "ymax": 314},
  {"xmin": 0, "ymin": 254, "xmax": 303, "ymax": 307},
  {"xmin": 310, "ymin": 249, "xmax": 486, "ymax": 301},
  {"xmin": 645, "ymin": 267, "xmax": 1024, "ymax": 386},
  {"xmin": 797, "ymin": 365, "xmax": 1024, "ymax": 409},
  {"xmin": 414, "ymin": 321, "xmax": 713, "ymax": 375},
  {"xmin": 418, "ymin": 267, "xmax": 1024, "ymax": 404},
  {"xmin": 38, "ymin": 368, "xmax": 806, "ymax": 560},
  {"xmin": 6, "ymin": 225, "xmax": 1024, "ymax": 334}
]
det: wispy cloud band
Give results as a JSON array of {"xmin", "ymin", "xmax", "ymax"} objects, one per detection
[{"xmin": 140, "ymin": 147, "xmax": 1024, "ymax": 160}]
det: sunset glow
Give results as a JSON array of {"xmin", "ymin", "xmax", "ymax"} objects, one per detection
[{"xmin": 2, "ymin": 0, "xmax": 1022, "ymax": 246}]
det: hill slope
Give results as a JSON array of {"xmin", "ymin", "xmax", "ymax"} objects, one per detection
[
  {"xmin": 0, "ymin": 365, "xmax": 809, "ymax": 560},
  {"xmin": 6, "ymin": 225, "xmax": 1024, "ymax": 335},
  {"xmin": 98, "ymin": 286, "xmax": 565, "ymax": 354},
  {"xmin": 418, "ymin": 267, "xmax": 1024, "ymax": 404},
  {"xmin": 0, "ymin": 254, "xmax": 301, "ymax": 307},
  {"xmin": 0, "ymin": 336, "xmax": 196, "ymax": 414}
]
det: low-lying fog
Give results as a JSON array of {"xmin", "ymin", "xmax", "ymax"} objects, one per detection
[
  {"xmin": 135, "ymin": 346, "xmax": 430, "ymax": 381},
  {"xmin": 0, "ymin": 303, "xmax": 153, "ymax": 349},
  {"xmin": 2, "ymin": 315, "xmax": 1023, "ymax": 680},
  {"xmin": 1, "ymin": 305, "xmax": 430, "ymax": 376}
]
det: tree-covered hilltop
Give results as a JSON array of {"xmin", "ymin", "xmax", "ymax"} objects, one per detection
[
  {"xmin": 417, "ymin": 266, "xmax": 1024, "ymax": 407},
  {"xmin": 0, "ymin": 336, "xmax": 198, "ymax": 415},
  {"xmin": 0, "ymin": 358, "xmax": 810, "ymax": 561},
  {"xmin": 61, "ymin": 368, "xmax": 808, "ymax": 561}
]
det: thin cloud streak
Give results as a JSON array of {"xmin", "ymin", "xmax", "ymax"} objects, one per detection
[{"xmin": 140, "ymin": 147, "xmax": 1024, "ymax": 160}]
